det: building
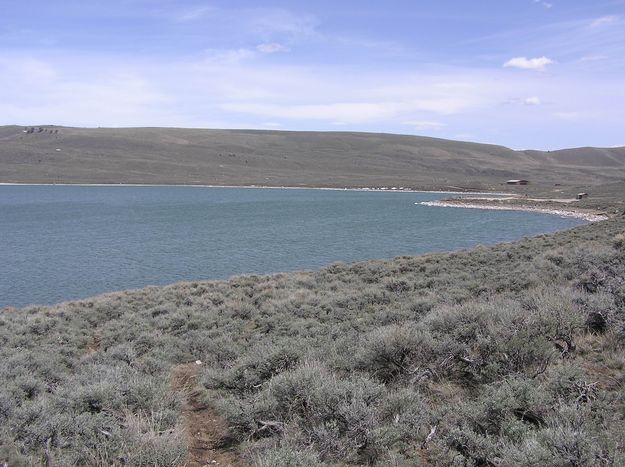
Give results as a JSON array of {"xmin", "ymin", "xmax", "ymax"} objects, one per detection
[{"xmin": 577, "ymin": 192, "xmax": 589, "ymax": 200}]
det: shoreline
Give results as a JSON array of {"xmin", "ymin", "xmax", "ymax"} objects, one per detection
[
  {"xmin": 0, "ymin": 182, "xmax": 512, "ymax": 196},
  {"xmin": 419, "ymin": 199, "xmax": 609, "ymax": 222}
]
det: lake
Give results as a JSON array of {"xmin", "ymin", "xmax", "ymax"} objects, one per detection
[{"xmin": 0, "ymin": 185, "xmax": 584, "ymax": 308}]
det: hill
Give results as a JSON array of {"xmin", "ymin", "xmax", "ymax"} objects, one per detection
[{"xmin": 1, "ymin": 126, "xmax": 624, "ymax": 192}]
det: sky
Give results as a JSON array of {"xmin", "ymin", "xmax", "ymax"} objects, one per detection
[{"xmin": 1, "ymin": 0, "xmax": 624, "ymax": 149}]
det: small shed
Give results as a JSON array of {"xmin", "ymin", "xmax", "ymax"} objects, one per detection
[
  {"xmin": 506, "ymin": 179, "xmax": 529, "ymax": 185},
  {"xmin": 577, "ymin": 192, "xmax": 589, "ymax": 200}
]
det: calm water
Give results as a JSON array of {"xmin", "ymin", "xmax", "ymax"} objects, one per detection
[{"xmin": 1, "ymin": 186, "xmax": 584, "ymax": 308}]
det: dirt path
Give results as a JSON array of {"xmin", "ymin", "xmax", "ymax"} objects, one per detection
[
  {"xmin": 170, "ymin": 363, "xmax": 241, "ymax": 467},
  {"xmin": 85, "ymin": 334, "xmax": 100, "ymax": 354}
]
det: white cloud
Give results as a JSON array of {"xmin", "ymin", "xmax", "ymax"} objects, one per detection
[
  {"xmin": 1, "ymin": 49, "xmax": 623, "ymax": 149},
  {"xmin": 579, "ymin": 54, "xmax": 609, "ymax": 62},
  {"xmin": 402, "ymin": 120, "xmax": 445, "ymax": 131},
  {"xmin": 256, "ymin": 42, "xmax": 290, "ymax": 54},
  {"xmin": 249, "ymin": 9, "xmax": 318, "ymax": 36},
  {"xmin": 524, "ymin": 96, "xmax": 542, "ymax": 105},
  {"xmin": 411, "ymin": 98, "xmax": 472, "ymax": 115},
  {"xmin": 0, "ymin": 63, "xmax": 174, "ymax": 127},
  {"xmin": 504, "ymin": 56, "xmax": 554, "ymax": 71},
  {"xmin": 176, "ymin": 6, "xmax": 215, "ymax": 22},
  {"xmin": 590, "ymin": 16, "xmax": 618, "ymax": 28},
  {"xmin": 554, "ymin": 111, "xmax": 580, "ymax": 120},
  {"xmin": 220, "ymin": 102, "xmax": 397, "ymax": 123},
  {"xmin": 202, "ymin": 48, "xmax": 256, "ymax": 64},
  {"xmin": 532, "ymin": 1, "xmax": 553, "ymax": 9}
]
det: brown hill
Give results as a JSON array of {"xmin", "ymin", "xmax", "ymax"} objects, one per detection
[{"xmin": 1, "ymin": 125, "xmax": 624, "ymax": 191}]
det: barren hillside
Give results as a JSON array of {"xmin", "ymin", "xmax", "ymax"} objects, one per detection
[{"xmin": 2, "ymin": 126, "xmax": 624, "ymax": 191}]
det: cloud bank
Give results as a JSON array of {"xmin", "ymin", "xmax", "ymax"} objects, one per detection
[
  {"xmin": 0, "ymin": 1, "xmax": 624, "ymax": 149},
  {"xmin": 503, "ymin": 56, "xmax": 554, "ymax": 71}
]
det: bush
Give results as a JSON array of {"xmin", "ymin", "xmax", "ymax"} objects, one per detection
[
  {"xmin": 215, "ymin": 361, "xmax": 388, "ymax": 463},
  {"xmin": 3, "ymin": 215, "xmax": 625, "ymax": 464},
  {"xmin": 253, "ymin": 445, "xmax": 325, "ymax": 466},
  {"xmin": 354, "ymin": 324, "xmax": 437, "ymax": 383},
  {"xmin": 203, "ymin": 344, "xmax": 301, "ymax": 394}
]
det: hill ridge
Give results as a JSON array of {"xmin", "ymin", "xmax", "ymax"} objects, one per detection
[{"xmin": 1, "ymin": 126, "xmax": 624, "ymax": 190}]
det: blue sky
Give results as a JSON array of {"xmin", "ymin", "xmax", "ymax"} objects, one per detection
[{"xmin": 1, "ymin": 0, "xmax": 624, "ymax": 149}]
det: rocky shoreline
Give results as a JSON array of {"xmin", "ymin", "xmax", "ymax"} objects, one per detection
[{"xmin": 420, "ymin": 198, "xmax": 609, "ymax": 222}]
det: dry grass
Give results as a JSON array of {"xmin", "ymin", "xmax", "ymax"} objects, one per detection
[{"xmin": 1, "ymin": 126, "xmax": 624, "ymax": 192}]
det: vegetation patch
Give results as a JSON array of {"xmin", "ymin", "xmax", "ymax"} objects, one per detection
[{"xmin": 1, "ymin": 217, "xmax": 625, "ymax": 465}]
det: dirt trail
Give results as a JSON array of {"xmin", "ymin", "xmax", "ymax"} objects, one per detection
[
  {"xmin": 85, "ymin": 335, "xmax": 100, "ymax": 354},
  {"xmin": 170, "ymin": 363, "xmax": 241, "ymax": 467}
]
